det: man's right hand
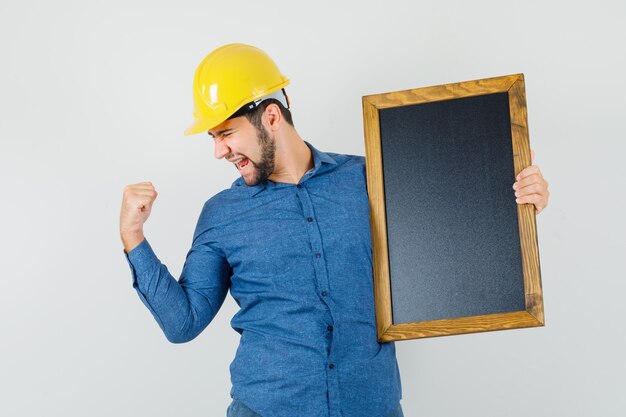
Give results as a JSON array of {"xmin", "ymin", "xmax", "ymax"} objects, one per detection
[{"xmin": 120, "ymin": 181, "xmax": 158, "ymax": 253}]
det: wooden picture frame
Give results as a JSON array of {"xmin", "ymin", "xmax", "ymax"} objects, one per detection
[{"xmin": 362, "ymin": 73, "xmax": 544, "ymax": 342}]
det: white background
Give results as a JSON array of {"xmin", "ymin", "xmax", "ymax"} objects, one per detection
[{"xmin": 1, "ymin": 0, "xmax": 624, "ymax": 416}]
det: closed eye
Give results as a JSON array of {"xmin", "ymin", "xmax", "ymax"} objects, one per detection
[{"xmin": 207, "ymin": 128, "xmax": 235, "ymax": 139}]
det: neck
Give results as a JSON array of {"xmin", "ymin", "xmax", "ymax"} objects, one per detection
[{"xmin": 267, "ymin": 129, "xmax": 313, "ymax": 184}]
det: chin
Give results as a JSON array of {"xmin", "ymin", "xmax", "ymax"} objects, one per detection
[{"xmin": 242, "ymin": 174, "xmax": 260, "ymax": 187}]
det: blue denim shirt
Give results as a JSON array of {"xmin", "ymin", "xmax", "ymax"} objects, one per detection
[{"xmin": 124, "ymin": 141, "xmax": 402, "ymax": 417}]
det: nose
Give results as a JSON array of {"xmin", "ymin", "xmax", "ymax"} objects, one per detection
[{"xmin": 213, "ymin": 137, "xmax": 231, "ymax": 160}]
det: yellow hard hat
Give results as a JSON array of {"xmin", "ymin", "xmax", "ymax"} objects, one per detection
[{"xmin": 184, "ymin": 43, "xmax": 290, "ymax": 136}]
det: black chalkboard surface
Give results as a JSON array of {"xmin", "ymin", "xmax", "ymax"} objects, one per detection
[{"xmin": 362, "ymin": 74, "xmax": 544, "ymax": 342}]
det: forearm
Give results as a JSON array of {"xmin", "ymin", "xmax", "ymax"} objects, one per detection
[{"xmin": 124, "ymin": 238, "xmax": 222, "ymax": 343}]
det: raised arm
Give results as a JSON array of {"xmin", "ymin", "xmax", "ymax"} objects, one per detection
[{"xmin": 120, "ymin": 182, "xmax": 231, "ymax": 343}]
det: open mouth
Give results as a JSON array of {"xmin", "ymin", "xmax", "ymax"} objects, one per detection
[{"xmin": 236, "ymin": 157, "xmax": 250, "ymax": 171}]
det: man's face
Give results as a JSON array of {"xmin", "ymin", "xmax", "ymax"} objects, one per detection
[{"xmin": 208, "ymin": 115, "xmax": 276, "ymax": 186}]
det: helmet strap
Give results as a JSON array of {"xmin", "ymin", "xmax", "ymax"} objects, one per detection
[{"xmin": 227, "ymin": 88, "xmax": 290, "ymax": 120}]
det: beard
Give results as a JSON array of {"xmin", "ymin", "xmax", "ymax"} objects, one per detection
[{"xmin": 243, "ymin": 124, "xmax": 276, "ymax": 186}]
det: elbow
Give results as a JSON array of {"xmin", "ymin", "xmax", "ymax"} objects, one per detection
[
  {"xmin": 162, "ymin": 307, "xmax": 217, "ymax": 344},
  {"xmin": 164, "ymin": 331, "xmax": 196, "ymax": 344},
  {"xmin": 163, "ymin": 322, "xmax": 206, "ymax": 344}
]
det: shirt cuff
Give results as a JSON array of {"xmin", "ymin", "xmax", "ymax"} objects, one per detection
[{"xmin": 123, "ymin": 238, "xmax": 160, "ymax": 285}]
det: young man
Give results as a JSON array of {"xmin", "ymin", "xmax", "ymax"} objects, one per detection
[{"xmin": 119, "ymin": 44, "xmax": 550, "ymax": 417}]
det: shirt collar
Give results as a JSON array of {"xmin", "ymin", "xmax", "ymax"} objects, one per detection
[{"xmin": 234, "ymin": 140, "xmax": 337, "ymax": 197}]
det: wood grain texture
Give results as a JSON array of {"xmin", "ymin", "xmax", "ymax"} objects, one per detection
[
  {"xmin": 362, "ymin": 73, "xmax": 520, "ymax": 109},
  {"xmin": 362, "ymin": 98, "xmax": 393, "ymax": 338},
  {"xmin": 379, "ymin": 311, "xmax": 543, "ymax": 342},
  {"xmin": 508, "ymin": 75, "xmax": 545, "ymax": 324},
  {"xmin": 362, "ymin": 73, "xmax": 544, "ymax": 342}
]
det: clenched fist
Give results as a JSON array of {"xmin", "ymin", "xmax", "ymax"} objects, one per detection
[{"xmin": 120, "ymin": 181, "xmax": 158, "ymax": 253}]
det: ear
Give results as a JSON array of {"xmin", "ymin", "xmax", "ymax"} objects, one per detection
[{"xmin": 264, "ymin": 103, "xmax": 283, "ymax": 132}]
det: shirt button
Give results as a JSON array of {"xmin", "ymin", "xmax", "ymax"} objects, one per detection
[
  {"xmin": 327, "ymin": 325, "xmax": 333, "ymax": 332},
  {"xmin": 321, "ymin": 291, "xmax": 328, "ymax": 297},
  {"xmin": 314, "ymin": 252, "xmax": 321, "ymax": 258},
  {"xmin": 306, "ymin": 217, "xmax": 313, "ymax": 222},
  {"xmin": 329, "ymin": 364, "xmax": 335, "ymax": 369},
  {"xmin": 297, "ymin": 184, "xmax": 303, "ymax": 189}
]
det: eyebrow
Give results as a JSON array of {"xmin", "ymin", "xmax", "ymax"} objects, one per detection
[{"xmin": 207, "ymin": 128, "xmax": 235, "ymax": 138}]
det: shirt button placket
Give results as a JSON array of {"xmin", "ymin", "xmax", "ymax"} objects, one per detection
[
  {"xmin": 296, "ymin": 183, "xmax": 340, "ymax": 416},
  {"xmin": 297, "ymin": 189, "xmax": 328, "ymax": 303}
]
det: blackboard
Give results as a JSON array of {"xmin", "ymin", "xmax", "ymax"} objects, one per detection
[{"xmin": 362, "ymin": 74, "xmax": 544, "ymax": 342}]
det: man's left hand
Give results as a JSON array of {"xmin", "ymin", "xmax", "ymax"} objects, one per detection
[{"xmin": 512, "ymin": 149, "xmax": 550, "ymax": 214}]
